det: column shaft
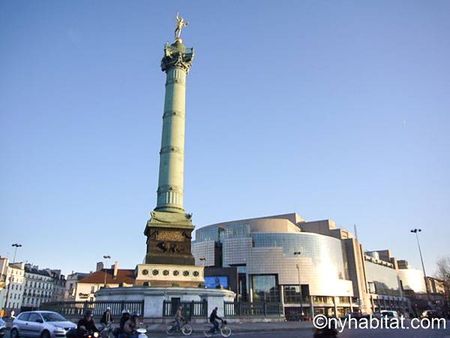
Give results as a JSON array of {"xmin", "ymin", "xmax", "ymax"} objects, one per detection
[{"xmin": 156, "ymin": 67, "xmax": 187, "ymax": 211}]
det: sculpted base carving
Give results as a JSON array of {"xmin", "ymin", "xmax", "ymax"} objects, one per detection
[{"xmin": 144, "ymin": 212, "xmax": 196, "ymax": 265}]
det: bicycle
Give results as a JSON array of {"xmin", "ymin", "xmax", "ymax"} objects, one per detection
[
  {"xmin": 166, "ymin": 320, "xmax": 193, "ymax": 336},
  {"xmin": 203, "ymin": 320, "xmax": 231, "ymax": 337},
  {"xmin": 99, "ymin": 323, "xmax": 113, "ymax": 338}
]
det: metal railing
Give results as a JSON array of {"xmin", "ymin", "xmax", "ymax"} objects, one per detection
[
  {"xmin": 40, "ymin": 300, "xmax": 144, "ymax": 317},
  {"xmin": 224, "ymin": 302, "xmax": 283, "ymax": 317},
  {"xmin": 162, "ymin": 300, "xmax": 207, "ymax": 319}
]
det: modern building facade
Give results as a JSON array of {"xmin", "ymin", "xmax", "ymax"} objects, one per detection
[
  {"xmin": 364, "ymin": 251, "xmax": 409, "ymax": 312},
  {"xmin": 398, "ymin": 260, "xmax": 426, "ymax": 294},
  {"xmin": 193, "ymin": 213, "xmax": 414, "ymax": 317},
  {"xmin": 397, "ymin": 260, "xmax": 448, "ymax": 316},
  {"xmin": 193, "ymin": 213, "xmax": 365, "ymax": 318}
]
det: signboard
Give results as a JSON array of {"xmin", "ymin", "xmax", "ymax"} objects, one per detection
[{"xmin": 204, "ymin": 276, "xmax": 229, "ymax": 289}]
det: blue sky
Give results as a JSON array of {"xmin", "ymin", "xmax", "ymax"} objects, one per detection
[{"xmin": 0, "ymin": 1, "xmax": 449, "ymax": 276}]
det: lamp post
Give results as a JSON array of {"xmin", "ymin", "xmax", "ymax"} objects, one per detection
[
  {"xmin": 410, "ymin": 229, "xmax": 431, "ymax": 302},
  {"xmin": 294, "ymin": 251, "xmax": 303, "ymax": 320},
  {"xmin": 5, "ymin": 244, "xmax": 22, "ymax": 312},
  {"xmin": 103, "ymin": 255, "xmax": 111, "ymax": 287},
  {"xmin": 12, "ymin": 243, "xmax": 22, "ymax": 263}
]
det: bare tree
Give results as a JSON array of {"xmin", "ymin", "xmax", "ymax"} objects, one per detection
[{"xmin": 435, "ymin": 256, "xmax": 450, "ymax": 284}]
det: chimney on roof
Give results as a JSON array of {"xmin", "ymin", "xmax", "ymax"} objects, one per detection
[
  {"xmin": 96, "ymin": 262, "xmax": 104, "ymax": 272},
  {"xmin": 112, "ymin": 261, "xmax": 119, "ymax": 279}
]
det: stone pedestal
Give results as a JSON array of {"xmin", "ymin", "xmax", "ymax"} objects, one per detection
[
  {"xmin": 95, "ymin": 286, "xmax": 235, "ymax": 319},
  {"xmin": 135, "ymin": 263, "xmax": 203, "ymax": 288},
  {"xmin": 144, "ymin": 210, "xmax": 196, "ymax": 266}
]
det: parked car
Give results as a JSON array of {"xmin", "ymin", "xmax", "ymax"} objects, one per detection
[
  {"xmin": 0, "ymin": 317, "xmax": 6, "ymax": 338},
  {"xmin": 345, "ymin": 312, "xmax": 370, "ymax": 320},
  {"xmin": 10, "ymin": 311, "xmax": 77, "ymax": 338},
  {"xmin": 371, "ymin": 312, "xmax": 383, "ymax": 320},
  {"xmin": 421, "ymin": 310, "xmax": 442, "ymax": 319},
  {"xmin": 380, "ymin": 310, "xmax": 399, "ymax": 321}
]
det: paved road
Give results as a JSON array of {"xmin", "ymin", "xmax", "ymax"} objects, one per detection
[
  {"xmin": 149, "ymin": 326, "xmax": 450, "ymax": 338},
  {"xmin": 231, "ymin": 328, "xmax": 450, "ymax": 338},
  {"xmin": 3, "ymin": 324, "xmax": 450, "ymax": 338},
  {"xmin": 146, "ymin": 327, "xmax": 450, "ymax": 337}
]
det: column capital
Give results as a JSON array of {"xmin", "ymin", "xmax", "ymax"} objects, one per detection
[{"xmin": 161, "ymin": 40, "xmax": 194, "ymax": 73}]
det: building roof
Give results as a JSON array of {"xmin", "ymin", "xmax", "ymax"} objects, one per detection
[
  {"xmin": 25, "ymin": 266, "xmax": 52, "ymax": 277},
  {"xmin": 67, "ymin": 272, "xmax": 89, "ymax": 279},
  {"xmin": 209, "ymin": 213, "xmax": 305, "ymax": 227},
  {"xmin": 78, "ymin": 269, "xmax": 135, "ymax": 285}
]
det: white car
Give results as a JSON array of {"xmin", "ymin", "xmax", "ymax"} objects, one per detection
[
  {"xmin": 380, "ymin": 310, "xmax": 399, "ymax": 320},
  {"xmin": 11, "ymin": 311, "xmax": 76, "ymax": 338}
]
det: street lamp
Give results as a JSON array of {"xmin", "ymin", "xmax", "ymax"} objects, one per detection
[
  {"xmin": 11, "ymin": 243, "xmax": 22, "ymax": 263},
  {"xmin": 5, "ymin": 244, "xmax": 22, "ymax": 312},
  {"xmin": 294, "ymin": 251, "xmax": 304, "ymax": 320},
  {"xmin": 410, "ymin": 229, "xmax": 431, "ymax": 302},
  {"xmin": 103, "ymin": 255, "xmax": 111, "ymax": 287}
]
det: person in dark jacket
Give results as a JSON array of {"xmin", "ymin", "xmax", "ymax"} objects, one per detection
[
  {"xmin": 119, "ymin": 310, "xmax": 131, "ymax": 331},
  {"xmin": 77, "ymin": 310, "xmax": 99, "ymax": 334},
  {"xmin": 100, "ymin": 307, "xmax": 113, "ymax": 327},
  {"xmin": 209, "ymin": 307, "xmax": 222, "ymax": 333},
  {"xmin": 120, "ymin": 313, "xmax": 138, "ymax": 338}
]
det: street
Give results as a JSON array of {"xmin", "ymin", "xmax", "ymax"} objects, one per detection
[
  {"xmin": 156, "ymin": 327, "xmax": 450, "ymax": 338},
  {"xmin": 2, "ymin": 327, "xmax": 450, "ymax": 338},
  {"xmin": 146, "ymin": 328, "xmax": 450, "ymax": 338},
  {"xmin": 233, "ymin": 328, "xmax": 450, "ymax": 338},
  {"xmin": 2, "ymin": 320, "xmax": 450, "ymax": 338}
]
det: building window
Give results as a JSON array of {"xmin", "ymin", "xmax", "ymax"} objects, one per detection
[
  {"xmin": 251, "ymin": 275, "xmax": 279, "ymax": 302},
  {"xmin": 283, "ymin": 285, "xmax": 309, "ymax": 304}
]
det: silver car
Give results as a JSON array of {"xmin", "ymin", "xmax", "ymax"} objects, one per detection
[
  {"xmin": 11, "ymin": 311, "xmax": 77, "ymax": 338},
  {"xmin": 0, "ymin": 317, "xmax": 6, "ymax": 338}
]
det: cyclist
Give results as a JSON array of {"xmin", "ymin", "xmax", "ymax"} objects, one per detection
[
  {"xmin": 174, "ymin": 305, "xmax": 185, "ymax": 332},
  {"xmin": 209, "ymin": 307, "xmax": 222, "ymax": 333},
  {"xmin": 100, "ymin": 307, "xmax": 113, "ymax": 327}
]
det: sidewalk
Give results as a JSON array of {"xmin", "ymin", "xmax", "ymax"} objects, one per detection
[{"xmin": 146, "ymin": 321, "xmax": 313, "ymax": 333}]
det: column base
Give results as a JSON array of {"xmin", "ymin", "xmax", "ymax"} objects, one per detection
[
  {"xmin": 135, "ymin": 264, "xmax": 203, "ymax": 288},
  {"xmin": 144, "ymin": 210, "xmax": 196, "ymax": 266}
]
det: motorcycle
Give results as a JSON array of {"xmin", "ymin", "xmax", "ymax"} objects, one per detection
[
  {"xmin": 136, "ymin": 328, "xmax": 147, "ymax": 338},
  {"xmin": 66, "ymin": 329, "xmax": 100, "ymax": 338}
]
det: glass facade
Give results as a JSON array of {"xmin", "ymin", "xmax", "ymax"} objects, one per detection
[
  {"xmin": 251, "ymin": 232, "xmax": 348, "ymax": 280},
  {"xmin": 196, "ymin": 226, "xmax": 220, "ymax": 242},
  {"xmin": 222, "ymin": 237, "xmax": 252, "ymax": 266},
  {"xmin": 222, "ymin": 223, "xmax": 251, "ymax": 239},
  {"xmin": 251, "ymin": 275, "xmax": 280, "ymax": 302},
  {"xmin": 283, "ymin": 285, "xmax": 310, "ymax": 304},
  {"xmin": 194, "ymin": 218, "xmax": 356, "ymax": 312},
  {"xmin": 191, "ymin": 240, "xmax": 216, "ymax": 266},
  {"xmin": 365, "ymin": 261, "xmax": 401, "ymax": 297},
  {"xmin": 195, "ymin": 223, "xmax": 251, "ymax": 242}
]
